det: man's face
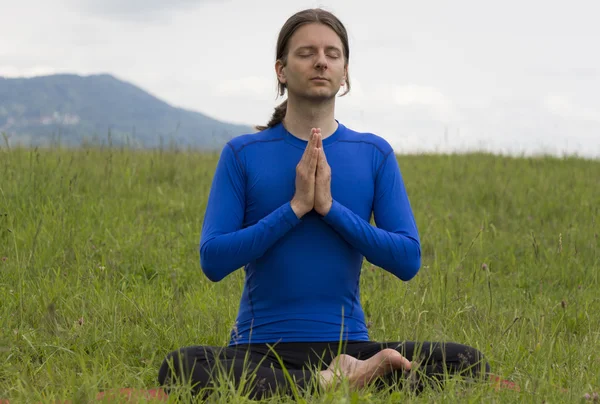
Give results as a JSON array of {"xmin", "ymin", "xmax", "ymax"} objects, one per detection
[{"xmin": 277, "ymin": 23, "xmax": 347, "ymax": 102}]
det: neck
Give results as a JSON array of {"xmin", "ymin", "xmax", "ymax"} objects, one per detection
[{"xmin": 282, "ymin": 94, "xmax": 338, "ymax": 141}]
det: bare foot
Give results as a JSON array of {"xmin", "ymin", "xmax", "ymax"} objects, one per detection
[{"xmin": 319, "ymin": 349, "xmax": 411, "ymax": 390}]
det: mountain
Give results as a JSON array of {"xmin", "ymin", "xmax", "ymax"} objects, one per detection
[{"xmin": 0, "ymin": 73, "xmax": 255, "ymax": 149}]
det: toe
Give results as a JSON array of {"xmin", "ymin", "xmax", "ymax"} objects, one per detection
[{"xmin": 384, "ymin": 349, "xmax": 412, "ymax": 370}]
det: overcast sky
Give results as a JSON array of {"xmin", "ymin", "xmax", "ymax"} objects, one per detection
[{"xmin": 1, "ymin": 0, "xmax": 598, "ymax": 158}]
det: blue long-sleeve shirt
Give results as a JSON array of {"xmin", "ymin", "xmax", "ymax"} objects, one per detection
[{"xmin": 199, "ymin": 121, "xmax": 421, "ymax": 345}]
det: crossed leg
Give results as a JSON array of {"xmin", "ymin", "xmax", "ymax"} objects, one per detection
[
  {"xmin": 158, "ymin": 345, "xmax": 312, "ymax": 400},
  {"xmin": 341, "ymin": 340, "xmax": 491, "ymax": 392},
  {"xmin": 158, "ymin": 341, "xmax": 490, "ymax": 399}
]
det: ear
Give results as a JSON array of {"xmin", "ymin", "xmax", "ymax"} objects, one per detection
[
  {"xmin": 275, "ymin": 59, "xmax": 287, "ymax": 84},
  {"xmin": 341, "ymin": 65, "xmax": 348, "ymax": 86}
]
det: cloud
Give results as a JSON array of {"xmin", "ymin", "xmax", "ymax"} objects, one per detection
[
  {"xmin": 70, "ymin": 0, "xmax": 223, "ymax": 20},
  {"xmin": 0, "ymin": 66, "xmax": 65, "ymax": 78},
  {"xmin": 213, "ymin": 76, "xmax": 277, "ymax": 99},
  {"xmin": 528, "ymin": 67, "xmax": 599, "ymax": 79},
  {"xmin": 393, "ymin": 85, "xmax": 458, "ymax": 122},
  {"xmin": 544, "ymin": 95, "xmax": 600, "ymax": 123},
  {"xmin": 1, "ymin": 0, "xmax": 599, "ymax": 159},
  {"xmin": 338, "ymin": 81, "xmax": 457, "ymax": 122}
]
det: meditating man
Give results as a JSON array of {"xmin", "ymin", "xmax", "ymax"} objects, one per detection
[{"xmin": 158, "ymin": 7, "xmax": 490, "ymax": 400}]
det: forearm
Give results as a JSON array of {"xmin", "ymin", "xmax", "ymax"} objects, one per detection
[
  {"xmin": 200, "ymin": 202, "xmax": 300, "ymax": 282},
  {"xmin": 321, "ymin": 200, "xmax": 421, "ymax": 280}
]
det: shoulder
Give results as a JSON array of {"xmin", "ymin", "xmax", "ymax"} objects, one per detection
[
  {"xmin": 227, "ymin": 125, "xmax": 285, "ymax": 153},
  {"xmin": 339, "ymin": 124, "xmax": 394, "ymax": 157}
]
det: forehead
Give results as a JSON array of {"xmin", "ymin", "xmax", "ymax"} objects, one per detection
[{"xmin": 287, "ymin": 23, "xmax": 344, "ymax": 50}]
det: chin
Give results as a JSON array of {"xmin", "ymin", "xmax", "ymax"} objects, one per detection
[
  {"xmin": 303, "ymin": 89, "xmax": 339, "ymax": 102},
  {"xmin": 287, "ymin": 85, "xmax": 339, "ymax": 102}
]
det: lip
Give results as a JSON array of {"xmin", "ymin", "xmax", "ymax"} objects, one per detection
[{"xmin": 311, "ymin": 77, "xmax": 329, "ymax": 81}]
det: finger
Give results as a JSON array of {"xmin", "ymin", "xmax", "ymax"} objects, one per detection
[
  {"xmin": 310, "ymin": 128, "xmax": 319, "ymax": 149},
  {"xmin": 317, "ymin": 147, "xmax": 324, "ymax": 171},
  {"xmin": 313, "ymin": 127, "xmax": 321, "ymax": 147},
  {"xmin": 301, "ymin": 129, "xmax": 317, "ymax": 162},
  {"xmin": 309, "ymin": 147, "xmax": 319, "ymax": 172},
  {"xmin": 302, "ymin": 128, "xmax": 316, "ymax": 160},
  {"xmin": 320, "ymin": 147, "xmax": 329, "ymax": 168}
]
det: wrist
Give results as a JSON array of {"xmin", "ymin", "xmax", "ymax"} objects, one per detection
[
  {"xmin": 318, "ymin": 199, "xmax": 333, "ymax": 216},
  {"xmin": 290, "ymin": 199, "xmax": 309, "ymax": 218}
]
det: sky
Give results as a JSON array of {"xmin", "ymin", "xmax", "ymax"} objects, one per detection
[{"xmin": 1, "ymin": 0, "xmax": 599, "ymax": 158}]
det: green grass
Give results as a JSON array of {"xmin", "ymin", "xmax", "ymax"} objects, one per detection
[{"xmin": 1, "ymin": 143, "xmax": 599, "ymax": 402}]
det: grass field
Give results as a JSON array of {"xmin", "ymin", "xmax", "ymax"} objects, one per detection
[{"xmin": 1, "ymin": 143, "xmax": 599, "ymax": 403}]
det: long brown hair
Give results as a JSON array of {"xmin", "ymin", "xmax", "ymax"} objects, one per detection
[{"xmin": 255, "ymin": 8, "xmax": 351, "ymax": 131}]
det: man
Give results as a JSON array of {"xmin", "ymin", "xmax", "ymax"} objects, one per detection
[{"xmin": 159, "ymin": 8, "xmax": 489, "ymax": 400}]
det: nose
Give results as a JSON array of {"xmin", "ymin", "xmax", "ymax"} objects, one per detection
[{"xmin": 314, "ymin": 50, "xmax": 328, "ymax": 70}]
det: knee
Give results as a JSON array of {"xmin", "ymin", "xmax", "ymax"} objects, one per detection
[
  {"xmin": 459, "ymin": 345, "xmax": 491, "ymax": 376},
  {"xmin": 158, "ymin": 349, "xmax": 185, "ymax": 386}
]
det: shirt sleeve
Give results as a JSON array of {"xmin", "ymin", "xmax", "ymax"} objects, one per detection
[
  {"xmin": 321, "ymin": 150, "xmax": 421, "ymax": 280},
  {"xmin": 199, "ymin": 143, "xmax": 301, "ymax": 282}
]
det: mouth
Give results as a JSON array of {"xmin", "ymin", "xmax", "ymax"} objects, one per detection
[{"xmin": 311, "ymin": 77, "xmax": 329, "ymax": 81}]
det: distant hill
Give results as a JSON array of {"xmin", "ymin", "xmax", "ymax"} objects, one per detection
[{"xmin": 0, "ymin": 74, "xmax": 255, "ymax": 149}]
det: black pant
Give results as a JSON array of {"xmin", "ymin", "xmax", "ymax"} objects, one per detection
[{"xmin": 158, "ymin": 340, "xmax": 490, "ymax": 400}]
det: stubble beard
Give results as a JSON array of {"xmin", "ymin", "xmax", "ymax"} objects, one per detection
[{"xmin": 295, "ymin": 84, "xmax": 340, "ymax": 105}]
